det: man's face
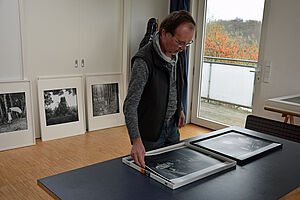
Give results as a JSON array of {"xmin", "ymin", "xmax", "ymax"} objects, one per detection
[{"xmin": 160, "ymin": 23, "xmax": 194, "ymax": 57}]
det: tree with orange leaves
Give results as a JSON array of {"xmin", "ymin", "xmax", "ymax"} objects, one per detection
[{"xmin": 204, "ymin": 21, "xmax": 259, "ymax": 64}]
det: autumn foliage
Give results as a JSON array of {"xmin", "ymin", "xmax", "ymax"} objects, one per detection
[{"xmin": 204, "ymin": 21, "xmax": 259, "ymax": 64}]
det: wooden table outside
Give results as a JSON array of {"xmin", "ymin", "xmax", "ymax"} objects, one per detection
[{"xmin": 264, "ymin": 94, "xmax": 300, "ymax": 124}]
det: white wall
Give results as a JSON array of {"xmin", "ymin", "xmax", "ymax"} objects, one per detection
[
  {"xmin": 20, "ymin": 0, "xmax": 169, "ymax": 138},
  {"xmin": 128, "ymin": 0, "xmax": 169, "ymax": 64},
  {"xmin": 122, "ymin": 0, "xmax": 169, "ymax": 93},
  {"xmin": 22, "ymin": 0, "xmax": 124, "ymax": 138},
  {"xmin": 0, "ymin": 0, "xmax": 23, "ymax": 80},
  {"xmin": 252, "ymin": 0, "xmax": 300, "ymax": 125}
]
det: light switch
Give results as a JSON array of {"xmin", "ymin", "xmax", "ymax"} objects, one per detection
[{"xmin": 263, "ymin": 62, "xmax": 271, "ymax": 83}]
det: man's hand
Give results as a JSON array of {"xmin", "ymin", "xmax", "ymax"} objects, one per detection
[
  {"xmin": 131, "ymin": 138, "xmax": 146, "ymax": 168},
  {"xmin": 178, "ymin": 110, "xmax": 185, "ymax": 128}
]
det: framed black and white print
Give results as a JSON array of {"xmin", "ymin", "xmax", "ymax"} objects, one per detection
[
  {"xmin": 38, "ymin": 76, "xmax": 85, "ymax": 141},
  {"xmin": 122, "ymin": 142, "xmax": 236, "ymax": 189},
  {"xmin": 44, "ymin": 88, "xmax": 79, "ymax": 126},
  {"xmin": 0, "ymin": 80, "xmax": 35, "ymax": 151},
  {"xmin": 190, "ymin": 128, "xmax": 282, "ymax": 164},
  {"xmin": 92, "ymin": 83, "xmax": 120, "ymax": 117},
  {"xmin": 86, "ymin": 74, "xmax": 124, "ymax": 131}
]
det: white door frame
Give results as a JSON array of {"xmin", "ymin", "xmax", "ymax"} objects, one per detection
[
  {"xmin": 189, "ymin": 0, "xmax": 266, "ymax": 130},
  {"xmin": 190, "ymin": 0, "xmax": 227, "ymax": 130}
]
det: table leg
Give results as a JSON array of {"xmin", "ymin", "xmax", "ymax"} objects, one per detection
[
  {"xmin": 283, "ymin": 114, "xmax": 289, "ymax": 123},
  {"xmin": 290, "ymin": 116, "xmax": 295, "ymax": 124},
  {"xmin": 282, "ymin": 114, "xmax": 295, "ymax": 124}
]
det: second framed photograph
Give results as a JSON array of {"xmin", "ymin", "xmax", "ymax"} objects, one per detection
[
  {"xmin": 38, "ymin": 76, "xmax": 85, "ymax": 141},
  {"xmin": 86, "ymin": 74, "xmax": 124, "ymax": 131},
  {"xmin": 190, "ymin": 128, "xmax": 282, "ymax": 165}
]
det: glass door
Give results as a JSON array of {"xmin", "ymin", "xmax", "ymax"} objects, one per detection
[{"xmin": 191, "ymin": 0, "xmax": 265, "ymax": 129}]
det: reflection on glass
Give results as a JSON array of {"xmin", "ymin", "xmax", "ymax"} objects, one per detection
[{"xmin": 198, "ymin": 0, "xmax": 265, "ymax": 127}]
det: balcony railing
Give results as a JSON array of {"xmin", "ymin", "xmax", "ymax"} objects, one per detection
[
  {"xmin": 204, "ymin": 56, "xmax": 257, "ymax": 67},
  {"xmin": 201, "ymin": 56, "xmax": 257, "ymax": 109}
]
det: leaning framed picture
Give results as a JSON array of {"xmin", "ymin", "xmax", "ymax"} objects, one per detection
[
  {"xmin": 86, "ymin": 73, "xmax": 124, "ymax": 131},
  {"xmin": 189, "ymin": 128, "xmax": 282, "ymax": 165},
  {"xmin": 0, "ymin": 80, "xmax": 35, "ymax": 151},
  {"xmin": 38, "ymin": 76, "xmax": 85, "ymax": 141}
]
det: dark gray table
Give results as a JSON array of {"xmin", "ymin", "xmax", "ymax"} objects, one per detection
[{"xmin": 38, "ymin": 127, "xmax": 300, "ymax": 200}]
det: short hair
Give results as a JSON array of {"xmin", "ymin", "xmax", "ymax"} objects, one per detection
[{"xmin": 159, "ymin": 10, "xmax": 196, "ymax": 36}]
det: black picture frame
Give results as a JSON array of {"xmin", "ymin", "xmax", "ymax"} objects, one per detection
[{"xmin": 190, "ymin": 129, "xmax": 282, "ymax": 165}]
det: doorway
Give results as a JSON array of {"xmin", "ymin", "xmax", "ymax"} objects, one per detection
[{"xmin": 191, "ymin": 0, "xmax": 265, "ymax": 129}]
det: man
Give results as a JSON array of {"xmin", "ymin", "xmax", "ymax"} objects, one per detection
[{"xmin": 123, "ymin": 10, "xmax": 196, "ymax": 168}]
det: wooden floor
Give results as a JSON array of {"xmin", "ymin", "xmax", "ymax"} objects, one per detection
[{"xmin": 0, "ymin": 124, "xmax": 211, "ymax": 200}]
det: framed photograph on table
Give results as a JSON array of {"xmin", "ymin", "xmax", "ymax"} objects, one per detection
[
  {"xmin": 38, "ymin": 76, "xmax": 85, "ymax": 141},
  {"xmin": 122, "ymin": 142, "xmax": 236, "ymax": 189},
  {"xmin": 86, "ymin": 73, "xmax": 124, "ymax": 131},
  {"xmin": 190, "ymin": 128, "xmax": 282, "ymax": 165},
  {"xmin": 0, "ymin": 80, "xmax": 35, "ymax": 151}
]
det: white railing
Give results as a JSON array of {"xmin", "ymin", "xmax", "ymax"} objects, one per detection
[{"xmin": 200, "ymin": 56, "xmax": 257, "ymax": 108}]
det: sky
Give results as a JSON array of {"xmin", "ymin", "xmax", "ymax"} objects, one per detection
[{"xmin": 206, "ymin": 0, "xmax": 265, "ymax": 21}]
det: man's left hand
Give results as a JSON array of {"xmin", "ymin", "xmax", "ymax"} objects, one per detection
[{"xmin": 178, "ymin": 110, "xmax": 185, "ymax": 128}]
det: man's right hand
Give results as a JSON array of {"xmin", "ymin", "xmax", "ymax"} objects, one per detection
[{"xmin": 131, "ymin": 138, "xmax": 146, "ymax": 168}]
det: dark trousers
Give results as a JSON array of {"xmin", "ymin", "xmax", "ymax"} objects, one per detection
[{"xmin": 142, "ymin": 116, "xmax": 180, "ymax": 151}]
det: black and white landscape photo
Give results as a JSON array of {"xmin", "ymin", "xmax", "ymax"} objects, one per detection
[
  {"xmin": 44, "ymin": 88, "xmax": 78, "ymax": 126},
  {"xmin": 145, "ymin": 148, "xmax": 222, "ymax": 180},
  {"xmin": 0, "ymin": 92, "xmax": 28, "ymax": 134},
  {"xmin": 92, "ymin": 83, "xmax": 120, "ymax": 117}
]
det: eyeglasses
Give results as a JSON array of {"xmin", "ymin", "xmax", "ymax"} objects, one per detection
[{"xmin": 173, "ymin": 36, "xmax": 193, "ymax": 47}]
